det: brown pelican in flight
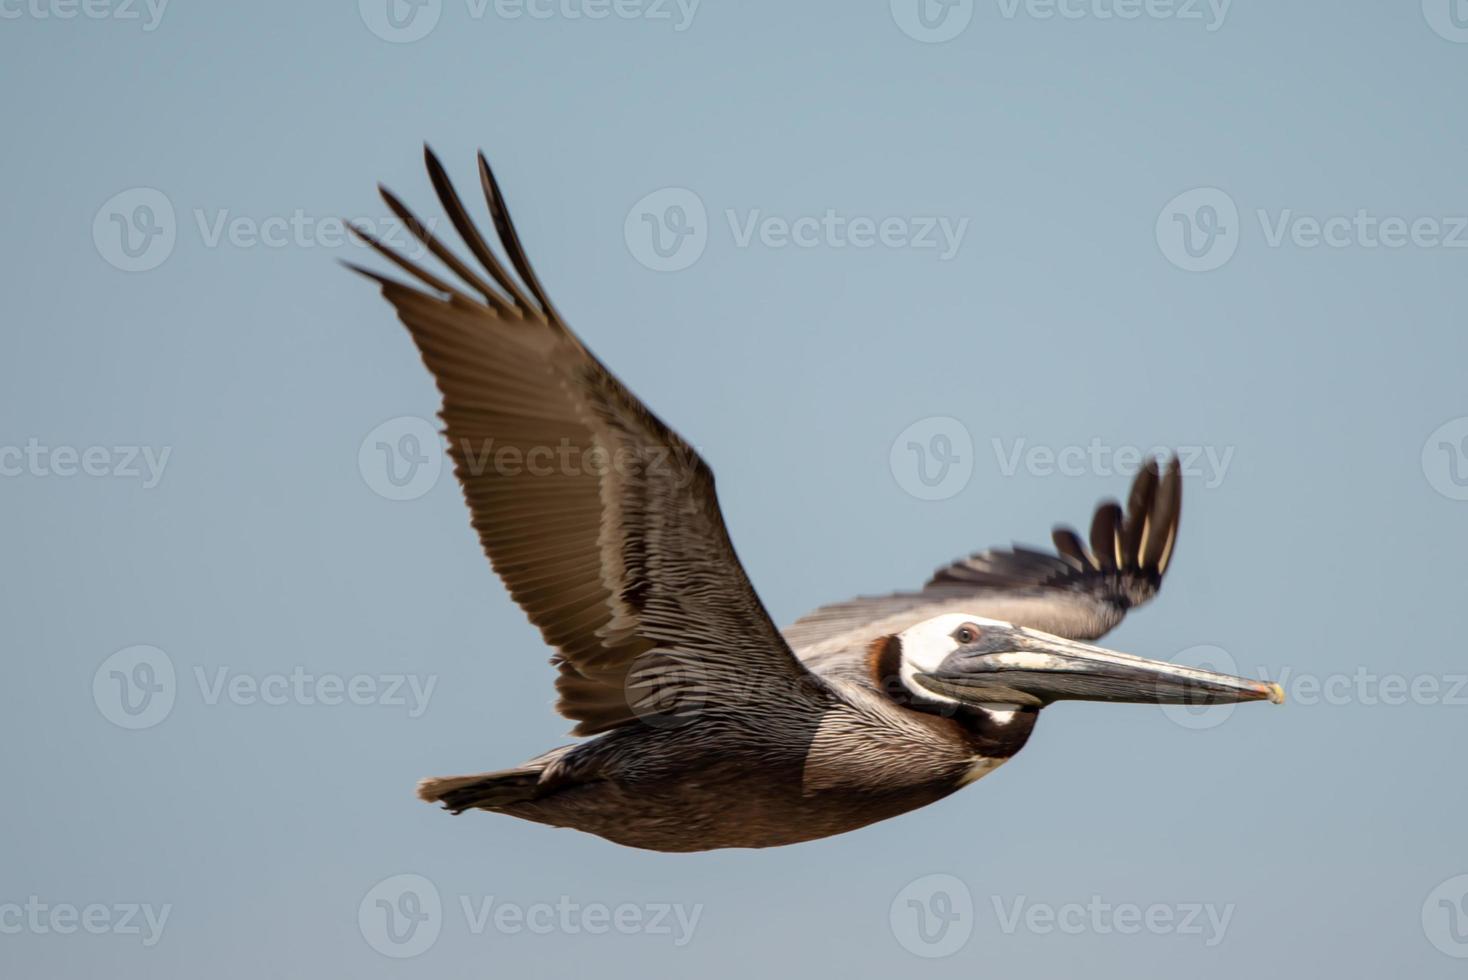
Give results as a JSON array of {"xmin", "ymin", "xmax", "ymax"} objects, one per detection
[{"xmin": 347, "ymin": 148, "xmax": 1283, "ymax": 852}]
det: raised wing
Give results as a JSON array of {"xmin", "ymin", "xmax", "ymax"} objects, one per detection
[
  {"xmin": 349, "ymin": 147, "xmax": 813, "ymax": 735},
  {"xmin": 787, "ymin": 458, "xmax": 1182, "ymax": 662}
]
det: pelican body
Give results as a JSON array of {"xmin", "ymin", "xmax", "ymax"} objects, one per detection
[{"xmin": 350, "ymin": 149, "xmax": 1282, "ymax": 852}]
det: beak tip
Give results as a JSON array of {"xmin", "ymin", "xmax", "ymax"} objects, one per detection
[{"xmin": 1265, "ymin": 682, "xmax": 1286, "ymax": 705}]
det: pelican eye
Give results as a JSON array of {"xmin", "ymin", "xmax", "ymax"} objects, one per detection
[{"xmin": 953, "ymin": 624, "xmax": 981, "ymax": 645}]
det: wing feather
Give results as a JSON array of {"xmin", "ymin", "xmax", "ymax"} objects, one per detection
[
  {"xmin": 351, "ymin": 149, "xmax": 813, "ymax": 735},
  {"xmin": 788, "ymin": 458, "xmax": 1184, "ymax": 660}
]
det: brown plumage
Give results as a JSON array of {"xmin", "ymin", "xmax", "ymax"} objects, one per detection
[{"xmin": 349, "ymin": 148, "xmax": 1275, "ymax": 852}]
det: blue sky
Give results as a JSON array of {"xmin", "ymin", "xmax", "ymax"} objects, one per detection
[{"xmin": 3, "ymin": 1, "xmax": 1467, "ymax": 976}]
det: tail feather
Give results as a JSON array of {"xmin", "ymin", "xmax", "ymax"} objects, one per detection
[{"xmin": 417, "ymin": 768, "xmax": 544, "ymax": 814}]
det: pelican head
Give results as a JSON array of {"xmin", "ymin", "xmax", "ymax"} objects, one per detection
[{"xmin": 893, "ymin": 613, "xmax": 1284, "ymax": 710}]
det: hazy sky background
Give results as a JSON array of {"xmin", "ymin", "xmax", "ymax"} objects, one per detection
[{"xmin": 4, "ymin": 1, "xmax": 1467, "ymax": 976}]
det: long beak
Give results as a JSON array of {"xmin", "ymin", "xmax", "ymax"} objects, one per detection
[{"xmin": 915, "ymin": 627, "xmax": 1285, "ymax": 708}]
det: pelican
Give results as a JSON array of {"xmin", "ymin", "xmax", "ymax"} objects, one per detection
[{"xmin": 347, "ymin": 148, "xmax": 1283, "ymax": 852}]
